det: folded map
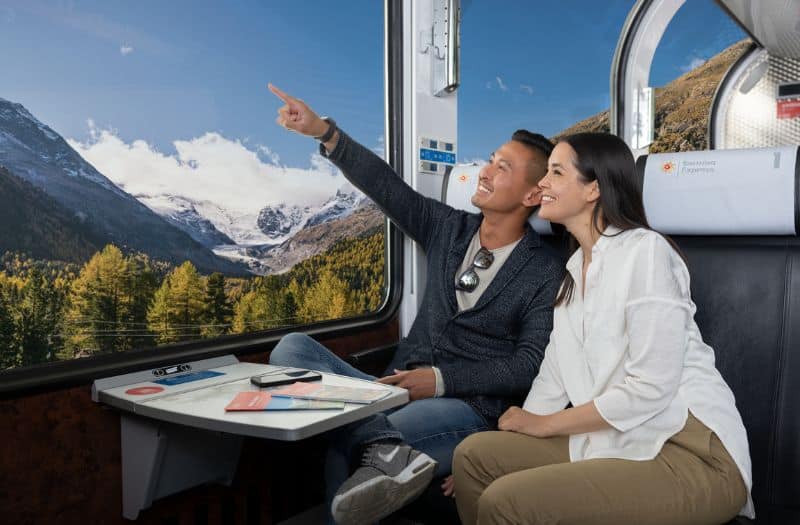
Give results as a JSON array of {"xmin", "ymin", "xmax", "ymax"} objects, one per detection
[
  {"xmin": 270, "ymin": 381, "xmax": 391, "ymax": 404},
  {"xmin": 225, "ymin": 391, "xmax": 344, "ymax": 411}
]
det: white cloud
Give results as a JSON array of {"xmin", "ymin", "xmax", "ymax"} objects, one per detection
[
  {"xmin": 66, "ymin": 121, "xmax": 346, "ymax": 217},
  {"xmin": 680, "ymin": 56, "xmax": 706, "ymax": 73},
  {"xmin": 256, "ymin": 145, "xmax": 280, "ymax": 165},
  {"xmin": 495, "ymin": 76, "xmax": 508, "ymax": 91},
  {"xmin": 120, "ymin": 45, "xmax": 134, "ymax": 56},
  {"xmin": 485, "ymin": 81, "xmax": 493, "ymax": 89},
  {"xmin": 520, "ymin": 84, "xmax": 534, "ymax": 95}
]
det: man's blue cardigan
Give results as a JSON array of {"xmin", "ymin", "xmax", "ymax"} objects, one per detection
[{"xmin": 323, "ymin": 130, "xmax": 563, "ymax": 424}]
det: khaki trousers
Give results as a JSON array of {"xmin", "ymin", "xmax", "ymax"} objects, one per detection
[{"xmin": 452, "ymin": 414, "xmax": 747, "ymax": 525}]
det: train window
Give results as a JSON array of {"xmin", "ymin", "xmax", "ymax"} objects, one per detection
[
  {"xmin": 457, "ymin": 1, "xmax": 631, "ymax": 155},
  {"xmin": 0, "ymin": 2, "xmax": 389, "ymax": 378},
  {"xmin": 647, "ymin": 0, "xmax": 749, "ymax": 152}
]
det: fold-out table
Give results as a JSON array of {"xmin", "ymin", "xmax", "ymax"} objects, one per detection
[{"xmin": 92, "ymin": 354, "xmax": 408, "ymax": 519}]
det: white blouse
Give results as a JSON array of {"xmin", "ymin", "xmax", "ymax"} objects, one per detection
[{"xmin": 523, "ymin": 227, "xmax": 754, "ymax": 518}]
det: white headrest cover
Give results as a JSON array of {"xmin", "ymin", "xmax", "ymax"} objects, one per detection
[
  {"xmin": 641, "ymin": 146, "xmax": 799, "ymax": 235},
  {"xmin": 443, "ymin": 164, "xmax": 553, "ymax": 235}
]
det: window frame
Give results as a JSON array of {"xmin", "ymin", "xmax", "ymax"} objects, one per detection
[{"xmin": 0, "ymin": 0, "xmax": 404, "ymax": 396}]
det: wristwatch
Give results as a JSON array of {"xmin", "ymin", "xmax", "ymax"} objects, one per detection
[{"xmin": 315, "ymin": 117, "xmax": 337, "ymax": 143}]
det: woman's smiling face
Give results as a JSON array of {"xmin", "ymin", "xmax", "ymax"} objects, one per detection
[{"xmin": 537, "ymin": 141, "xmax": 598, "ymax": 225}]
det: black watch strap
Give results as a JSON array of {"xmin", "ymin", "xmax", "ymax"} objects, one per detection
[{"xmin": 315, "ymin": 117, "xmax": 337, "ymax": 142}]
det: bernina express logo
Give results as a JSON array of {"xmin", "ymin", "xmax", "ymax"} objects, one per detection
[
  {"xmin": 458, "ymin": 174, "xmax": 468, "ymax": 182},
  {"xmin": 661, "ymin": 161, "xmax": 676, "ymax": 174}
]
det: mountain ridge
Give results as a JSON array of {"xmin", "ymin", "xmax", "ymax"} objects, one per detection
[{"xmin": 0, "ymin": 99, "xmax": 248, "ymax": 275}]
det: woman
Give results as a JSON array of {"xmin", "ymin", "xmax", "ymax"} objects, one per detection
[{"xmin": 452, "ymin": 133, "xmax": 753, "ymax": 525}]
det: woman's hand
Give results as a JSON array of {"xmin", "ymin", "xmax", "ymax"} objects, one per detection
[
  {"xmin": 441, "ymin": 474, "xmax": 455, "ymax": 498},
  {"xmin": 499, "ymin": 403, "xmax": 612, "ymax": 438},
  {"xmin": 268, "ymin": 83, "xmax": 329, "ymax": 138},
  {"xmin": 498, "ymin": 406, "xmax": 554, "ymax": 438}
]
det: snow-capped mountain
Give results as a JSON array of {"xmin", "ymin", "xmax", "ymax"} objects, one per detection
[
  {"xmin": 213, "ymin": 199, "xmax": 383, "ymax": 275},
  {"xmin": 256, "ymin": 186, "xmax": 365, "ymax": 241},
  {"xmin": 0, "ymin": 99, "xmax": 125, "ymax": 196},
  {"xmin": 134, "ymin": 182, "xmax": 366, "ymax": 251},
  {"xmin": 0, "ymin": 97, "xmax": 246, "ymax": 275},
  {"xmin": 257, "ymin": 203, "xmax": 310, "ymax": 240},
  {"xmin": 305, "ymin": 187, "xmax": 363, "ymax": 227},
  {"xmin": 168, "ymin": 185, "xmax": 375, "ymax": 274},
  {"xmin": 135, "ymin": 193, "xmax": 235, "ymax": 248},
  {"xmin": 0, "ymin": 96, "xmax": 379, "ymax": 276}
]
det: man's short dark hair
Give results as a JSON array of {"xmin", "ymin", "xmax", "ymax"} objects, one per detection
[
  {"xmin": 511, "ymin": 130, "xmax": 553, "ymax": 184},
  {"xmin": 512, "ymin": 129, "xmax": 554, "ymax": 159}
]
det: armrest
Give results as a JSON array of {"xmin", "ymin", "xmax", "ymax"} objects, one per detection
[{"xmin": 344, "ymin": 343, "xmax": 398, "ymax": 377}]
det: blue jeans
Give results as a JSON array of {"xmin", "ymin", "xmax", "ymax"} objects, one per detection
[{"xmin": 269, "ymin": 333, "xmax": 489, "ymax": 515}]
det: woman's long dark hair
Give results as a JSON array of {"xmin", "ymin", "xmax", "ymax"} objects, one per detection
[{"xmin": 554, "ymin": 132, "xmax": 684, "ymax": 306}]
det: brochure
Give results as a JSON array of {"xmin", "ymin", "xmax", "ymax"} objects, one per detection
[
  {"xmin": 225, "ymin": 391, "xmax": 344, "ymax": 411},
  {"xmin": 270, "ymin": 381, "xmax": 391, "ymax": 404}
]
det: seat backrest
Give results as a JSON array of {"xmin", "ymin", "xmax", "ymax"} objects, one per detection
[{"xmin": 638, "ymin": 146, "xmax": 800, "ymax": 524}]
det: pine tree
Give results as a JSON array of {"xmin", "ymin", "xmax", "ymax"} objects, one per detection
[
  {"xmin": 203, "ymin": 272, "xmax": 232, "ymax": 337},
  {"xmin": 122, "ymin": 253, "xmax": 158, "ymax": 350},
  {"xmin": 228, "ymin": 230, "xmax": 386, "ymax": 333},
  {"xmin": 147, "ymin": 279, "xmax": 173, "ymax": 344},
  {"xmin": 16, "ymin": 267, "xmax": 62, "ymax": 366},
  {"xmin": 297, "ymin": 270, "xmax": 352, "ymax": 323},
  {"xmin": 65, "ymin": 245, "xmax": 129, "ymax": 355},
  {"xmin": 0, "ymin": 290, "xmax": 17, "ymax": 369},
  {"xmin": 147, "ymin": 261, "xmax": 206, "ymax": 344},
  {"xmin": 232, "ymin": 275, "xmax": 298, "ymax": 333}
]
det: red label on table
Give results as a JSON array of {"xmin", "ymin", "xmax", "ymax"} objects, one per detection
[
  {"xmin": 777, "ymin": 99, "xmax": 800, "ymax": 119},
  {"xmin": 125, "ymin": 386, "xmax": 164, "ymax": 395}
]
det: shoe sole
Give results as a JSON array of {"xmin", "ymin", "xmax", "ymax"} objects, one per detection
[{"xmin": 331, "ymin": 454, "xmax": 437, "ymax": 525}]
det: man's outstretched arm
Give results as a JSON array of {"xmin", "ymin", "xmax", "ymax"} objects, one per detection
[{"xmin": 269, "ymin": 83, "xmax": 454, "ymax": 250}]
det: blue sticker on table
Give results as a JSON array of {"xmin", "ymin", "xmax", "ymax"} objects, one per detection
[{"xmin": 154, "ymin": 370, "xmax": 225, "ymax": 386}]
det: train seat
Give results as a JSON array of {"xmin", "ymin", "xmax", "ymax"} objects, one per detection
[{"xmin": 637, "ymin": 146, "xmax": 800, "ymax": 524}]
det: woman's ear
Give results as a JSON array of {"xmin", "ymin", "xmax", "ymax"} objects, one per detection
[{"xmin": 585, "ymin": 180, "xmax": 600, "ymax": 203}]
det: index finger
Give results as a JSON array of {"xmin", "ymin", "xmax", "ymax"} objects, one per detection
[
  {"xmin": 268, "ymin": 83, "xmax": 293, "ymax": 104},
  {"xmin": 376, "ymin": 374, "xmax": 401, "ymax": 384}
]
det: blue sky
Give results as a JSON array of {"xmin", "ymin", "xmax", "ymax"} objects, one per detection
[
  {"xmin": 0, "ymin": 0, "xmax": 744, "ymax": 168},
  {"xmin": 458, "ymin": 0, "xmax": 746, "ymax": 158}
]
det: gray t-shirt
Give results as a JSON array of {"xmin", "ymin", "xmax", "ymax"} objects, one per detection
[{"xmin": 456, "ymin": 231, "xmax": 522, "ymax": 311}]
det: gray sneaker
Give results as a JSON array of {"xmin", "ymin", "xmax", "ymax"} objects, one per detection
[{"xmin": 331, "ymin": 442, "xmax": 437, "ymax": 525}]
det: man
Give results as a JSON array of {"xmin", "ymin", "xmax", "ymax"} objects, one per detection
[{"xmin": 267, "ymin": 84, "xmax": 562, "ymax": 525}]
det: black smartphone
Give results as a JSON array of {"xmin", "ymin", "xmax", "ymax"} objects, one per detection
[{"xmin": 250, "ymin": 369, "xmax": 322, "ymax": 388}]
